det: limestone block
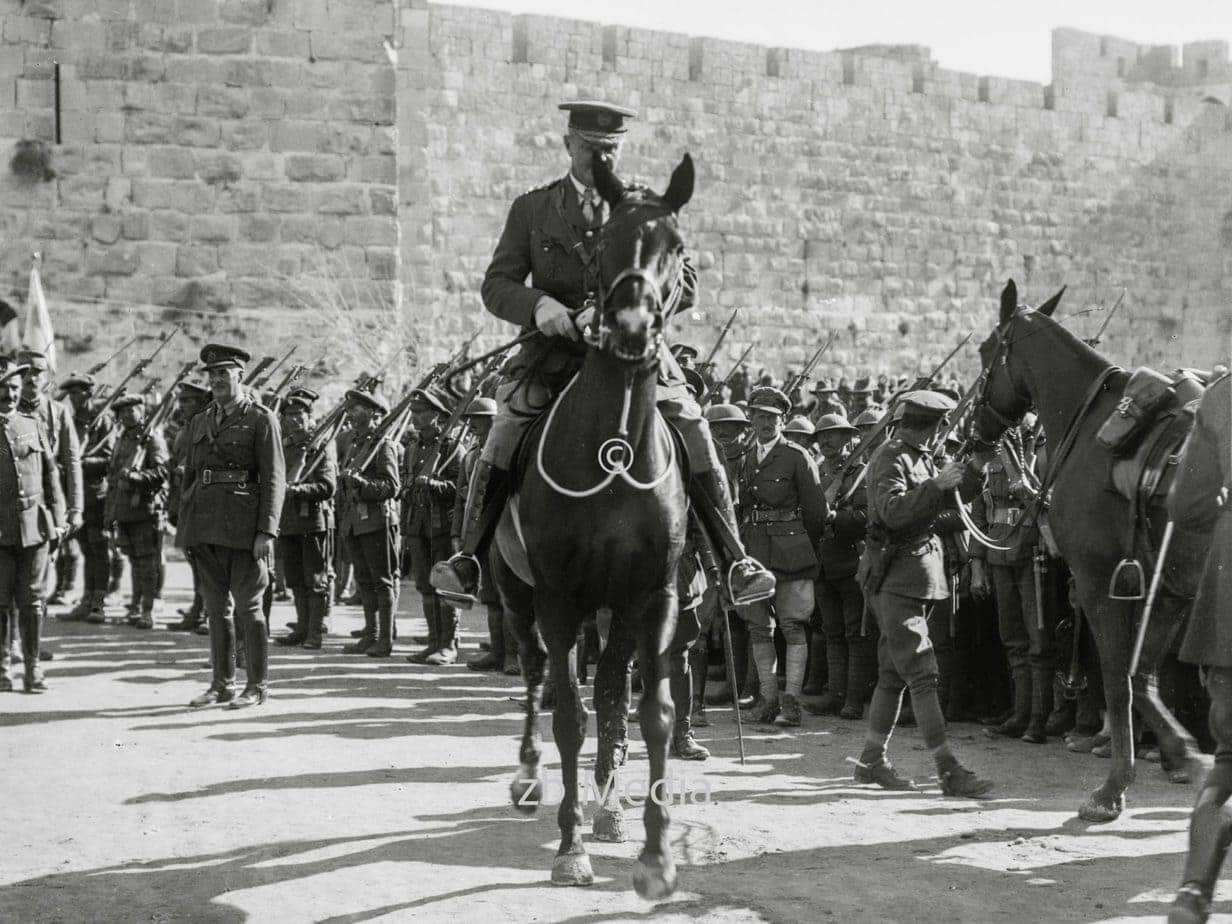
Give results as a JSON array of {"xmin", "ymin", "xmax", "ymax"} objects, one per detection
[
  {"xmin": 197, "ymin": 85, "xmax": 250, "ymax": 119},
  {"xmin": 219, "ymin": 243, "xmax": 277, "ymax": 276},
  {"xmin": 285, "ymin": 154, "xmax": 345, "ymax": 182},
  {"xmin": 195, "ymin": 152, "xmax": 242, "ymax": 185},
  {"xmin": 147, "ymin": 147, "xmax": 197, "ymax": 179},
  {"xmin": 239, "ymin": 214, "xmax": 279, "ymax": 242},
  {"xmin": 59, "ymin": 174, "xmax": 109, "ymax": 210},
  {"xmin": 86, "ymin": 245, "xmax": 141, "ymax": 276},
  {"xmin": 221, "ymin": 120, "xmax": 268, "ymax": 150},
  {"xmin": 174, "ymin": 117, "xmax": 222, "ymax": 147},
  {"xmin": 220, "ymin": 0, "xmax": 268, "ymax": 26},
  {"xmin": 216, "ymin": 184, "xmax": 260, "ymax": 212},
  {"xmin": 197, "ymin": 26, "xmax": 253, "ymax": 55},
  {"xmin": 262, "ymin": 184, "xmax": 311, "ymax": 213},
  {"xmin": 131, "ymin": 179, "xmax": 215, "ymax": 212},
  {"xmin": 90, "ymin": 214, "xmax": 122, "ymax": 245},
  {"xmin": 256, "ymin": 29, "xmax": 310, "ymax": 59},
  {"xmin": 270, "ymin": 120, "xmax": 321, "ymax": 152},
  {"xmin": 190, "ymin": 215, "xmax": 237, "ymax": 243},
  {"xmin": 314, "ymin": 184, "xmax": 368, "ymax": 214},
  {"xmin": 125, "ymin": 112, "xmax": 176, "ymax": 145},
  {"xmin": 137, "ymin": 241, "xmax": 178, "ymax": 276},
  {"xmin": 149, "ymin": 210, "xmax": 191, "ymax": 242},
  {"xmin": 121, "ymin": 211, "xmax": 149, "ymax": 240}
]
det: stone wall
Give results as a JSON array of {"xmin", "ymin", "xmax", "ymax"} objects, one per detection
[
  {"xmin": 1, "ymin": 0, "xmax": 1229, "ymax": 381},
  {"xmin": 0, "ymin": 0, "xmax": 399, "ymax": 369},
  {"xmin": 399, "ymin": 5, "xmax": 1232, "ymax": 378}
]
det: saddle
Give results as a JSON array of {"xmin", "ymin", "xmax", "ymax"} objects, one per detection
[{"xmin": 1108, "ymin": 388, "xmax": 1204, "ymax": 600}]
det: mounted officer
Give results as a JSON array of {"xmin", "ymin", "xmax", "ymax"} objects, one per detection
[
  {"xmin": 431, "ymin": 99, "xmax": 774, "ymax": 611},
  {"xmin": 180, "ymin": 344, "xmax": 285, "ymax": 709}
]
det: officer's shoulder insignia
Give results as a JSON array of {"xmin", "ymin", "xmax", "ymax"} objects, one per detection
[
  {"xmin": 524, "ymin": 176, "xmax": 563, "ymax": 196},
  {"xmin": 780, "ymin": 439, "xmax": 810, "ymax": 458}
]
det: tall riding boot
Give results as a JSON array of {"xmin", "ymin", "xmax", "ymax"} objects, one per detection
[
  {"xmin": 431, "ymin": 461, "xmax": 509, "ymax": 608},
  {"xmin": 242, "ymin": 614, "xmax": 268, "ymax": 690},
  {"xmin": 689, "ymin": 469, "xmax": 775, "ymax": 605},
  {"xmin": 990, "ymin": 667, "xmax": 1031, "ymax": 738},
  {"xmin": 425, "ymin": 599, "xmax": 458, "ymax": 664},
  {"xmin": 748, "ymin": 640, "xmax": 780, "ymax": 724},
  {"xmin": 109, "ymin": 549, "xmax": 124, "ymax": 595},
  {"xmin": 841, "ymin": 636, "xmax": 875, "ymax": 720},
  {"xmin": 670, "ymin": 647, "xmax": 709, "ymax": 760},
  {"xmin": 1022, "ymin": 668, "xmax": 1055, "ymax": 743},
  {"xmin": 138, "ymin": 555, "xmax": 162, "ymax": 628},
  {"xmin": 171, "ymin": 593, "xmax": 203, "ymax": 631},
  {"xmin": 407, "ymin": 594, "xmax": 439, "ymax": 663},
  {"xmin": 367, "ymin": 588, "xmax": 394, "ymax": 657},
  {"xmin": 688, "ymin": 640, "xmax": 709, "ymax": 726},
  {"xmin": 807, "ymin": 633, "xmax": 845, "ymax": 713},
  {"xmin": 191, "ymin": 612, "xmax": 236, "ymax": 706},
  {"xmin": 20, "ymin": 605, "xmax": 45, "ymax": 692},
  {"xmin": 303, "ymin": 594, "xmax": 328, "ymax": 649},
  {"xmin": 468, "ymin": 603, "xmax": 505, "ymax": 671},
  {"xmin": 277, "ymin": 594, "xmax": 310, "ymax": 646},
  {"xmin": 49, "ymin": 552, "xmax": 76, "ymax": 606},
  {"xmin": 343, "ymin": 590, "xmax": 376, "ymax": 654}
]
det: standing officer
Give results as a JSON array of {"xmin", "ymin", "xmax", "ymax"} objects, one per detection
[
  {"xmin": 61, "ymin": 373, "xmax": 116, "ymax": 624},
  {"xmin": 852, "ymin": 391, "xmax": 992, "ymax": 796},
  {"xmin": 167, "ymin": 380, "xmax": 211, "ymax": 632},
  {"xmin": 337, "ymin": 389, "xmax": 400, "ymax": 658},
  {"xmin": 432, "ymin": 99, "xmax": 773, "ymax": 611},
  {"xmin": 1166, "ymin": 371, "xmax": 1231, "ymax": 924},
  {"xmin": 18, "ymin": 350, "xmax": 82, "ymax": 608},
  {"xmin": 806, "ymin": 413, "xmax": 872, "ymax": 720},
  {"xmin": 275, "ymin": 387, "xmax": 337, "ymax": 650},
  {"xmin": 105, "ymin": 393, "xmax": 169, "ymax": 629},
  {"xmin": 0, "ymin": 356, "xmax": 65, "ymax": 693},
  {"xmin": 402, "ymin": 387, "xmax": 459, "ymax": 665},
  {"xmin": 969, "ymin": 424, "xmax": 1052, "ymax": 742},
  {"xmin": 180, "ymin": 345, "xmax": 285, "ymax": 708},
  {"xmin": 735, "ymin": 386, "xmax": 828, "ymax": 727}
]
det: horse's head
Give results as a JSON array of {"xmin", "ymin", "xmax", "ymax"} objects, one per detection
[
  {"xmin": 971, "ymin": 278, "xmax": 1066, "ymax": 446},
  {"xmin": 586, "ymin": 153, "xmax": 694, "ymax": 365}
]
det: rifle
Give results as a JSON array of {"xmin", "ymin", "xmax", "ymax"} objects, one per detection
[
  {"xmin": 421, "ymin": 353, "xmax": 506, "ymax": 483},
  {"xmin": 1087, "ymin": 288, "xmax": 1126, "ymax": 346},
  {"xmin": 83, "ymin": 326, "xmax": 183, "ymax": 454},
  {"xmin": 87, "ymin": 334, "xmax": 140, "ymax": 377},
  {"xmin": 242, "ymin": 356, "xmax": 275, "ymax": 387},
  {"xmin": 827, "ymin": 332, "xmax": 973, "ymax": 505},
  {"xmin": 125, "ymin": 360, "xmax": 196, "ymax": 475},
  {"xmin": 252, "ymin": 345, "xmax": 297, "ymax": 390},
  {"xmin": 266, "ymin": 363, "xmax": 309, "ymax": 415},
  {"xmin": 700, "ymin": 308, "xmax": 739, "ymax": 370},
  {"xmin": 701, "ymin": 343, "xmax": 755, "ymax": 404},
  {"xmin": 784, "ymin": 331, "xmax": 837, "ymax": 397}
]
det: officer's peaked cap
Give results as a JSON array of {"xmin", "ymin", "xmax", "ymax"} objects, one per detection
[
  {"xmin": 199, "ymin": 343, "xmax": 250, "ymax": 371},
  {"xmin": 345, "ymin": 388, "xmax": 389, "ymax": 414},
  {"xmin": 747, "ymin": 386, "xmax": 791, "ymax": 416}
]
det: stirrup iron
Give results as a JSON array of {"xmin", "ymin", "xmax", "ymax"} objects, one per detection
[
  {"xmin": 726, "ymin": 560, "xmax": 775, "ymax": 606},
  {"xmin": 430, "ymin": 554, "xmax": 481, "ymax": 610},
  {"xmin": 1108, "ymin": 558, "xmax": 1145, "ymax": 601}
]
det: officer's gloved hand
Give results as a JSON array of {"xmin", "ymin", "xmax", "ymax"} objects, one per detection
[{"xmin": 533, "ymin": 296, "xmax": 580, "ymax": 341}]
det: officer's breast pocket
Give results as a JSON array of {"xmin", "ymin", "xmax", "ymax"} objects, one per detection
[
  {"xmin": 12, "ymin": 432, "xmax": 39, "ymax": 459},
  {"xmin": 530, "ymin": 230, "xmax": 573, "ymax": 282}
]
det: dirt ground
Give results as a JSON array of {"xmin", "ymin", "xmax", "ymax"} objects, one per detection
[{"xmin": 1, "ymin": 557, "xmax": 1224, "ymax": 923}]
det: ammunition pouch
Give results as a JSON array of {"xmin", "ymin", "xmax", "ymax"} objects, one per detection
[{"xmin": 1096, "ymin": 367, "xmax": 1176, "ymax": 457}]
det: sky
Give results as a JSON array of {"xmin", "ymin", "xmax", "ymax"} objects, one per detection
[{"xmin": 446, "ymin": 0, "xmax": 1231, "ymax": 84}]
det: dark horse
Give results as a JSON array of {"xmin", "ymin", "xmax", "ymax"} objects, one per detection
[
  {"xmin": 971, "ymin": 280, "xmax": 1204, "ymax": 821},
  {"xmin": 493, "ymin": 155, "xmax": 694, "ymax": 896}
]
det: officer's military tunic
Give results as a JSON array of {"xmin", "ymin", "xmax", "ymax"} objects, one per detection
[
  {"xmin": 0, "ymin": 409, "xmax": 66, "ymax": 683},
  {"xmin": 479, "ymin": 175, "xmax": 711, "ymax": 472},
  {"xmin": 105, "ymin": 422, "xmax": 169, "ymax": 615},
  {"xmin": 735, "ymin": 436, "xmax": 828, "ymax": 643},
  {"xmin": 177, "ymin": 393, "xmax": 285, "ymax": 692}
]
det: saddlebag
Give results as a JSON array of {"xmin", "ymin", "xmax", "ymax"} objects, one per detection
[{"xmin": 1096, "ymin": 367, "xmax": 1176, "ymax": 456}]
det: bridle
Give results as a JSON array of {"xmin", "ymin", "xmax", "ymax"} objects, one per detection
[{"xmin": 970, "ymin": 311, "xmax": 1034, "ymax": 449}]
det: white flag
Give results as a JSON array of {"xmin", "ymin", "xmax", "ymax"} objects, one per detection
[{"xmin": 22, "ymin": 255, "xmax": 55, "ymax": 372}]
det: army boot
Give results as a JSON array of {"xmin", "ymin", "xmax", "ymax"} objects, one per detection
[
  {"xmin": 853, "ymin": 758, "xmax": 918, "ymax": 791},
  {"xmin": 938, "ymin": 764, "xmax": 996, "ymax": 799},
  {"xmin": 431, "ymin": 461, "xmax": 509, "ymax": 609},
  {"xmin": 303, "ymin": 595, "xmax": 328, "ymax": 650},
  {"xmin": 840, "ymin": 638, "xmax": 875, "ymax": 721},
  {"xmin": 802, "ymin": 630, "xmax": 830, "ymax": 696},
  {"xmin": 988, "ymin": 667, "xmax": 1031, "ymax": 739},
  {"xmin": 1021, "ymin": 668, "xmax": 1055, "ymax": 744},
  {"xmin": 407, "ymin": 595, "xmax": 440, "ymax": 663},
  {"xmin": 688, "ymin": 469, "xmax": 775, "ymax": 606},
  {"xmin": 85, "ymin": 591, "xmax": 107, "ymax": 625},
  {"xmin": 366, "ymin": 589, "xmax": 395, "ymax": 658},
  {"xmin": 343, "ymin": 592, "xmax": 376, "ymax": 654},
  {"xmin": 63, "ymin": 592, "xmax": 93, "ymax": 622},
  {"xmin": 171, "ymin": 594, "xmax": 204, "ymax": 632},
  {"xmin": 1045, "ymin": 677, "xmax": 1076, "ymax": 736},
  {"xmin": 425, "ymin": 600, "xmax": 458, "ymax": 665},
  {"xmin": 49, "ymin": 553, "xmax": 76, "ymax": 606},
  {"xmin": 277, "ymin": 595, "xmax": 310, "ymax": 646}
]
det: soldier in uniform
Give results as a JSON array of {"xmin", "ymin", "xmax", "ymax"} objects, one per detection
[
  {"xmin": 274, "ymin": 387, "xmax": 336, "ymax": 650},
  {"xmin": 969, "ymin": 424, "xmax": 1053, "ymax": 742},
  {"xmin": 167, "ymin": 380, "xmax": 211, "ymax": 632},
  {"xmin": 735, "ymin": 386, "xmax": 829, "ymax": 727},
  {"xmin": 805, "ymin": 413, "xmax": 872, "ymax": 720},
  {"xmin": 852, "ymin": 406, "xmax": 884, "ymax": 440},
  {"xmin": 1166, "ymin": 371, "xmax": 1231, "ymax": 924},
  {"xmin": 402, "ymin": 387, "xmax": 461, "ymax": 665},
  {"xmin": 783, "ymin": 415, "xmax": 818, "ymax": 457},
  {"xmin": 456, "ymin": 397, "xmax": 517, "ymax": 673},
  {"xmin": 61, "ymin": 373, "xmax": 116, "ymax": 624},
  {"xmin": 180, "ymin": 345, "xmax": 285, "ymax": 709},
  {"xmin": 336, "ymin": 389, "xmax": 400, "ymax": 658},
  {"xmin": 104, "ymin": 393, "xmax": 169, "ymax": 629},
  {"xmin": 432, "ymin": 99, "xmax": 774, "ymax": 611},
  {"xmin": 18, "ymin": 350, "xmax": 82, "ymax": 609},
  {"xmin": 0, "ymin": 356, "xmax": 65, "ymax": 693},
  {"xmin": 852, "ymin": 391, "xmax": 992, "ymax": 796}
]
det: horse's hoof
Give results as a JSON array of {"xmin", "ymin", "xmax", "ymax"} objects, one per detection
[
  {"xmin": 551, "ymin": 851, "xmax": 594, "ymax": 886},
  {"xmin": 1077, "ymin": 793, "xmax": 1124, "ymax": 822},
  {"xmin": 511, "ymin": 771, "xmax": 542, "ymax": 815},
  {"xmin": 592, "ymin": 804, "xmax": 628, "ymax": 842},
  {"xmin": 632, "ymin": 854, "xmax": 677, "ymax": 900}
]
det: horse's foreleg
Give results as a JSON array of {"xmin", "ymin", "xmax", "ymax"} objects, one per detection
[
  {"xmin": 1130, "ymin": 597, "xmax": 1198, "ymax": 783},
  {"xmin": 632, "ymin": 589, "xmax": 679, "ymax": 900},
  {"xmin": 545, "ymin": 632, "xmax": 593, "ymax": 886},
  {"xmin": 1080, "ymin": 603, "xmax": 1134, "ymax": 822},
  {"xmin": 496, "ymin": 559, "xmax": 546, "ymax": 815},
  {"xmin": 593, "ymin": 619, "xmax": 637, "ymax": 843}
]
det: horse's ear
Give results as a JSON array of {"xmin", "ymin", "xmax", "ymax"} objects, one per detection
[
  {"xmin": 592, "ymin": 153, "xmax": 625, "ymax": 207},
  {"xmin": 1036, "ymin": 285, "xmax": 1066, "ymax": 317},
  {"xmin": 999, "ymin": 279, "xmax": 1018, "ymax": 324},
  {"xmin": 663, "ymin": 153, "xmax": 694, "ymax": 213}
]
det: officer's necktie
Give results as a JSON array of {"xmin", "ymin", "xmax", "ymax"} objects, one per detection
[{"xmin": 581, "ymin": 188, "xmax": 604, "ymax": 227}]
